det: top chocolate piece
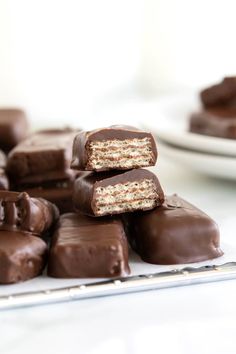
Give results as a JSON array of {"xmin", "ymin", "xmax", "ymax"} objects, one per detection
[
  {"xmin": 7, "ymin": 128, "xmax": 78, "ymax": 185},
  {"xmin": 71, "ymin": 125, "xmax": 157, "ymax": 171},
  {"xmin": 0, "ymin": 109, "xmax": 28, "ymax": 152},
  {"xmin": 0, "ymin": 190, "xmax": 59, "ymax": 236},
  {"xmin": 201, "ymin": 77, "xmax": 236, "ymax": 108}
]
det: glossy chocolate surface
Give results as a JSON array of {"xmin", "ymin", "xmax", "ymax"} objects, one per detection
[
  {"xmin": 0, "ymin": 231, "xmax": 47, "ymax": 284},
  {"xmin": 0, "ymin": 109, "xmax": 28, "ymax": 152},
  {"xmin": 0, "ymin": 191, "xmax": 59, "ymax": 236},
  {"xmin": 48, "ymin": 213, "xmax": 130, "ymax": 278},
  {"xmin": 73, "ymin": 169, "xmax": 164, "ymax": 216},
  {"xmin": 71, "ymin": 125, "xmax": 157, "ymax": 171},
  {"xmin": 189, "ymin": 109, "xmax": 236, "ymax": 139},
  {"xmin": 126, "ymin": 195, "xmax": 223, "ymax": 265},
  {"xmin": 7, "ymin": 128, "xmax": 78, "ymax": 184}
]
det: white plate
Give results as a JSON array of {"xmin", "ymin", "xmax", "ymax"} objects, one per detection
[
  {"xmin": 159, "ymin": 140, "xmax": 236, "ymax": 181},
  {"xmin": 143, "ymin": 93, "xmax": 236, "ymax": 157}
]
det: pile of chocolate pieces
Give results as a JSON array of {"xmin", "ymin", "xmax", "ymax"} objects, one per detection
[{"xmin": 0, "ymin": 110, "xmax": 223, "ymax": 284}]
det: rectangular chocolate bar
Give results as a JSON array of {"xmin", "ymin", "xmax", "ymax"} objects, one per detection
[
  {"xmin": 71, "ymin": 125, "xmax": 157, "ymax": 171},
  {"xmin": 0, "ymin": 108, "xmax": 28, "ymax": 152},
  {"xmin": 7, "ymin": 128, "xmax": 79, "ymax": 213},
  {"xmin": 0, "ymin": 191, "xmax": 59, "ymax": 236},
  {"xmin": 73, "ymin": 169, "xmax": 164, "ymax": 217},
  {"xmin": 0, "ymin": 231, "xmax": 47, "ymax": 284},
  {"xmin": 125, "ymin": 195, "xmax": 223, "ymax": 264},
  {"xmin": 48, "ymin": 213, "xmax": 130, "ymax": 278},
  {"xmin": 7, "ymin": 128, "xmax": 77, "ymax": 183},
  {"xmin": 201, "ymin": 77, "xmax": 236, "ymax": 108},
  {"xmin": 189, "ymin": 109, "xmax": 236, "ymax": 139}
]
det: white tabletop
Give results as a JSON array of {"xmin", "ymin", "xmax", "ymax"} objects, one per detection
[{"xmin": 1, "ymin": 156, "xmax": 236, "ymax": 354}]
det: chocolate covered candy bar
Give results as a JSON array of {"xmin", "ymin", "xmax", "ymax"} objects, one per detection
[
  {"xmin": 189, "ymin": 108, "xmax": 236, "ymax": 139},
  {"xmin": 0, "ymin": 109, "xmax": 28, "ymax": 152},
  {"xmin": 0, "ymin": 150, "xmax": 9, "ymax": 190},
  {"xmin": 7, "ymin": 128, "xmax": 79, "ymax": 213},
  {"xmin": 71, "ymin": 125, "xmax": 157, "ymax": 171},
  {"xmin": 201, "ymin": 77, "xmax": 236, "ymax": 108},
  {"xmin": 0, "ymin": 191, "xmax": 59, "ymax": 236},
  {"xmin": 126, "ymin": 195, "xmax": 223, "ymax": 264},
  {"xmin": 7, "ymin": 128, "xmax": 77, "ymax": 182},
  {"xmin": 73, "ymin": 169, "xmax": 164, "ymax": 217},
  {"xmin": 48, "ymin": 213, "xmax": 130, "ymax": 278},
  {"xmin": 0, "ymin": 231, "xmax": 47, "ymax": 284}
]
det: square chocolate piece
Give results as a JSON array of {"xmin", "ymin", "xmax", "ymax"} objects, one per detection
[{"xmin": 48, "ymin": 213, "xmax": 130, "ymax": 278}]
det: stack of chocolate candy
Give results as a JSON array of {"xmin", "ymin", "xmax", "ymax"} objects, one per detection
[
  {"xmin": 189, "ymin": 77, "xmax": 236, "ymax": 139},
  {"xmin": 0, "ymin": 110, "xmax": 223, "ymax": 284},
  {"xmin": 48, "ymin": 126, "xmax": 164, "ymax": 278},
  {"xmin": 47, "ymin": 126, "xmax": 223, "ymax": 279}
]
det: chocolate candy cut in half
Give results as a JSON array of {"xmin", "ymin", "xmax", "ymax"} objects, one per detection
[
  {"xmin": 71, "ymin": 125, "xmax": 157, "ymax": 171},
  {"xmin": 73, "ymin": 169, "xmax": 164, "ymax": 217}
]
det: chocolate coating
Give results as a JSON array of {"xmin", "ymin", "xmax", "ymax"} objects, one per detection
[
  {"xmin": 7, "ymin": 128, "xmax": 79, "ymax": 213},
  {"xmin": 126, "ymin": 195, "xmax": 223, "ymax": 264},
  {"xmin": 189, "ymin": 108, "xmax": 236, "ymax": 139},
  {"xmin": 201, "ymin": 77, "xmax": 236, "ymax": 108},
  {"xmin": 0, "ymin": 109, "xmax": 28, "ymax": 152},
  {"xmin": 7, "ymin": 128, "xmax": 78, "ymax": 183},
  {"xmin": 0, "ymin": 231, "xmax": 47, "ymax": 284},
  {"xmin": 71, "ymin": 125, "xmax": 157, "ymax": 171},
  {"xmin": 73, "ymin": 169, "xmax": 164, "ymax": 217},
  {"xmin": 48, "ymin": 213, "xmax": 130, "ymax": 278},
  {"xmin": 0, "ymin": 191, "xmax": 59, "ymax": 236}
]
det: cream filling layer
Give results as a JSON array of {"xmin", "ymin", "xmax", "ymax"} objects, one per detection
[
  {"xmin": 94, "ymin": 179, "xmax": 158, "ymax": 215},
  {"xmin": 88, "ymin": 138, "xmax": 154, "ymax": 169}
]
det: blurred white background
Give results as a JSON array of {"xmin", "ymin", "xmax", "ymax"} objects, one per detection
[{"xmin": 0, "ymin": 0, "xmax": 236, "ymax": 127}]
